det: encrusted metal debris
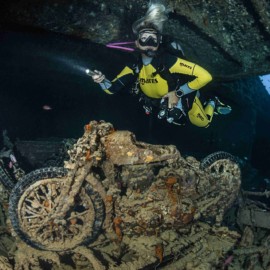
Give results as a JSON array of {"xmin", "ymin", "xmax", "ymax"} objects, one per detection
[
  {"xmin": 0, "ymin": 120, "xmax": 248, "ymax": 269},
  {"xmin": 0, "ymin": 121, "xmax": 269, "ymax": 269}
]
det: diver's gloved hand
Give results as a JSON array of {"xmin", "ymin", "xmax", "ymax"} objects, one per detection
[{"xmin": 92, "ymin": 70, "xmax": 105, "ymax": 83}]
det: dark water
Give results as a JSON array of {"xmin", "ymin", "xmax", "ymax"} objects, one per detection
[
  {"xmin": 0, "ymin": 28, "xmax": 130, "ymax": 138},
  {"xmin": 0, "ymin": 27, "xmax": 270, "ymax": 183}
]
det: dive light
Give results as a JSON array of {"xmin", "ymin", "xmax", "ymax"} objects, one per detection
[
  {"xmin": 85, "ymin": 69, "xmax": 97, "ymax": 76},
  {"xmin": 85, "ymin": 68, "xmax": 111, "ymax": 87}
]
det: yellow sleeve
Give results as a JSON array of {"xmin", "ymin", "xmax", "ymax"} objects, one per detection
[
  {"xmin": 169, "ymin": 58, "xmax": 212, "ymax": 90},
  {"xmin": 101, "ymin": 66, "xmax": 134, "ymax": 94},
  {"xmin": 113, "ymin": 66, "xmax": 134, "ymax": 81}
]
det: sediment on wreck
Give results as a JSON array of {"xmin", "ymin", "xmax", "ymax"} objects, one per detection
[{"xmin": 0, "ymin": 120, "xmax": 250, "ymax": 269}]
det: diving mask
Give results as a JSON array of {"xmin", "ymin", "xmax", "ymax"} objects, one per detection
[{"xmin": 138, "ymin": 29, "xmax": 161, "ymax": 48}]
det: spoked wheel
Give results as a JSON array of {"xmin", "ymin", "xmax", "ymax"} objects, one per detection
[
  {"xmin": 9, "ymin": 167, "xmax": 105, "ymax": 251},
  {"xmin": 200, "ymin": 151, "xmax": 240, "ymax": 170},
  {"xmin": 199, "ymin": 152, "xmax": 242, "ymax": 223},
  {"xmin": 200, "ymin": 151, "xmax": 241, "ymax": 184},
  {"xmin": 200, "ymin": 151, "xmax": 240, "ymax": 176}
]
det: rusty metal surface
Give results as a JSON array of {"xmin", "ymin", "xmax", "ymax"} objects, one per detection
[{"xmin": 104, "ymin": 130, "xmax": 180, "ymax": 165}]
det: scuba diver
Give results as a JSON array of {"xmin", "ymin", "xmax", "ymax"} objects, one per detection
[{"xmin": 91, "ymin": 3, "xmax": 231, "ymax": 127}]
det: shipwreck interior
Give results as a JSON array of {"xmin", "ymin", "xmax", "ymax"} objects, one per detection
[{"xmin": 0, "ymin": 0, "xmax": 270, "ymax": 269}]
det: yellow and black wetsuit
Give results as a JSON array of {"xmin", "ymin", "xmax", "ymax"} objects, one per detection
[{"xmin": 102, "ymin": 53, "xmax": 213, "ymax": 127}]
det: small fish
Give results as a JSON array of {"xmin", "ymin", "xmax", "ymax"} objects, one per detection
[{"xmin": 42, "ymin": 105, "xmax": 52, "ymax": 110}]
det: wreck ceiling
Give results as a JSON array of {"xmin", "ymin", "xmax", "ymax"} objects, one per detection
[{"xmin": 0, "ymin": 0, "xmax": 270, "ymax": 80}]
